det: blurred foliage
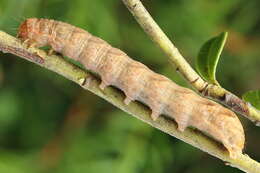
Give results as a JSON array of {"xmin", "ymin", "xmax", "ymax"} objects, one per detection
[{"xmin": 0, "ymin": 0, "xmax": 260, "ymax": 173}]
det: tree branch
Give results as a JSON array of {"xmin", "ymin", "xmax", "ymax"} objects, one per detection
[
  {"xmin": 122, "ymin": 0, "xmax": 260, "ymax": 126},
  {"xmin": 0, "ymin": 31, "xmax": 259, "ymax": 173}
]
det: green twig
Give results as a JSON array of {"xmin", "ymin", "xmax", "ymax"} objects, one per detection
[
  {"xmin": 0, "ymin": 31, "xmax": 259, "ymax": 173},
  {"xmin": 122, "ymin": 0, "xmax": 260, "ymax": 126}
]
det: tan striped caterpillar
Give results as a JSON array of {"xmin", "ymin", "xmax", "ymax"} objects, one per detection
[{"xmin": 17, "ymin": 18, "xmax": 245, "ymax": 158}]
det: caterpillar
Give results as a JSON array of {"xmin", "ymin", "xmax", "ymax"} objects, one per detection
[{"xmin": 17, "ymin": 18, "xmax": 245, "ymax": 158}]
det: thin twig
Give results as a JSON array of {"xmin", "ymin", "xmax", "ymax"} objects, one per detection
[
  {"xmin": 0, "ymin": 31, "xmax": 259, "ymax": 173},
  {"xmin": 122, "ymin": 0, "xmax": 260, "ymax": 126}
]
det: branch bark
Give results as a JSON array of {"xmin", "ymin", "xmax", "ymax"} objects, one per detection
[
  {"xmin": 122, "ymin": 0, "xmax": 260, "ymax": 126},
  {"xmin": 0, "ymin": 31, "xmax": 259, "ymax": 173}
]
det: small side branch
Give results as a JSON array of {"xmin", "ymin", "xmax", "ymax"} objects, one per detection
[
  {"xmin": 0, "ymin": 31, "xmax": 259, "ymax": 173},
  {"xmin": 122, "ymin": 0, "xmax": 260, "ymax": 125}
]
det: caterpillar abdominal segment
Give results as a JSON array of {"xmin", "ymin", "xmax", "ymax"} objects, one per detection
[{"xmin": 17, "ymin": 18, "xmax": 245, "ymax": 158}]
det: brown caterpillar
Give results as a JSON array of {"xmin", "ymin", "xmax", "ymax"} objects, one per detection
[{"xmin": 17, "ymin": 18, "xmax": 245, "ymax": 158}]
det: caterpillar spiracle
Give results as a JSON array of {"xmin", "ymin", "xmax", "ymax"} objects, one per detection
[{"xmin": 17, "ymin": 18, "xmax": 245, "ymax": 158}]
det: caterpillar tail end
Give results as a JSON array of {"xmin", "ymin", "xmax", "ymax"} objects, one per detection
[
  {"xmin": 229, "ymin": 151, "xmax": 240, "ymax": 159},
  {"xmin": 224, "ymin": 143, "xmax": 243, "ymax": 159}
]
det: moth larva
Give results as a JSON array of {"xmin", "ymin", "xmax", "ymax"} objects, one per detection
[{"xmin": 17, "ymin": 18, "xmax": 245, "ymax": 158}]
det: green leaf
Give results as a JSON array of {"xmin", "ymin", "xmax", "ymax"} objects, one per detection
[
  {"xmin": 196, "ymin": 32, "xmax": 228, "ymax": 85},
  {"xmin": 242, "ymin": 90, "xmax": 260, "ymax": 109}
]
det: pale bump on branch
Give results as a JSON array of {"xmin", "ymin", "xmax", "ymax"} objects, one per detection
[
  {"xmin": 122, "ymin": 0, "xmax": 260, "ymax": 126},
  {"xmin": 0, "ymin": 31, "xmax": 260, "ymax": 173}
]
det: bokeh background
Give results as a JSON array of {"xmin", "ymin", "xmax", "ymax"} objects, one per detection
[{"xmin": 0, "ymin": 0, "xmax": 260, "ymax": 173}]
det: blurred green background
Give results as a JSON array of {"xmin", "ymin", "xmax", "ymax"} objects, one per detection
[{"xmin": 0, "ymin": 0, "xmax": 259, "ymax": 173}]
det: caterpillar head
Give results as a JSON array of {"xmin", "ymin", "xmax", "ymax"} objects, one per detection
[
  {"xmin": 17, "ymin": 18, "xmax": 49, "ymax": 47},
  {"xmin": 17, "ymin": 18, "xmax": 38, "ymax": 41}
]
